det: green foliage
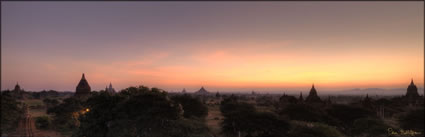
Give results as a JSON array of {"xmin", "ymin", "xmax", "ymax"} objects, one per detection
[
  {"xmin": 1, "ymin": 91, "xmax": 25, "ymax": 133},
  {"xmin": 35, "ymin": 116, "xmax": 52, "ymax": 130},
  {"xmin": 350, "ymin": 117, "xmax": 390, "ymax": 137},
  {"xmin": 256, "ymin": 96, "xmax": 275, "ymax": 106},
  {"xmin": 279, "ymin": 103, "xmax": 331, "ymax": 123},
  {"xmin": 326, "ymin": 104, "xmax": 375, "ymax": 128},
  {"xmin": 399, "ymin": 108, "xmax": 424, "ymax": 132},
  {"xmin": 43, "ymin": 98, "xmax": 59, "ymax": 109},
  {"xmin": 119, "ymin": 86, "xmax": 151, "ymax": 96},
  {"xmin": 47, "ymin": 97, "xmax": 84, "ymax": 131},
  {"xmin": 220, "ymin": 95, "xmax": 255, "ymax": 117},
  {"xmin": 171, "ymin": 94, "xmax": 208, "ymax": 119},
  {"xmin": 33, "ymin": 90, "xmax": 60, "ymax": 99},
  {"xmin": 220, "ymin": 96, "xmax": 290, "ymax": 137},
  {"xmin": 73, "ymin": 86, "xmax": 210, "ymax": 137},
  {"xmin": 288, "ymin": 121, "xmax": 346, "ymax": 137}
]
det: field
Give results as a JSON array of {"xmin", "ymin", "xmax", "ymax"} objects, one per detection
[
  {"xmin": 20, "ymin": 99, "xmax": 48, "ymax": 117},
  {"xmin": 21, "ymin": 99, "xmax": 44, "ymax": 107},
  {"xmin": 256, "ymin": 105, "xmax": 275, "ymax": 113}
]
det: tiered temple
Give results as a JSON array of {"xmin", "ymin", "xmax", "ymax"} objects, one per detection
[
  {"xmin": 305, "ymin": 84, "xmax": 322, "ymax": 103},
  {"xmin": 74, "ymin": 73, "xmax": 91, "ymax": 98},
  {"xmin": 194, "ymin": 86, "xmax": 210, "ymax": 95},
  {"xmin": 13, "ymin": 82, "xmax": 21, "ymax": 93},
  {"xmin": 404, "ymin": 79, "xmax": 422, "ymax": 106}
]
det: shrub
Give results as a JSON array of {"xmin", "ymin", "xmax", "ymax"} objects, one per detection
[
  {"xmin": 1, "ymin": 91, "xmax": 25, "ymax": 133},
  {"xmin": 288, "ymin": 121, "xmax": 346, "ymax": 137},
  {"xmin": 350, "ymin": 117, "xmax": 390, "ymax": 137},
  {"xmin": 399, "ymin": 108, "xmax": 424, "ymax": 132},
  {"xmin": 35, "ymin": 116, "xmax": 51, "ymax": 129},
  {"xmin": 171, "ymin": 94, "xmax": 208, "ymax": 119}
]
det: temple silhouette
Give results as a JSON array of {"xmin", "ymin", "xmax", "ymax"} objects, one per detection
[
  {"xmin": 13, "ymin": 82, "xmax": 21, "ymax": 93},
  {"xmin": 404, "ymin": 79, "xmax": 422, "ymax": 106},
  {"xmin": 105, "ymin": 82, "xmax": 116, "ymax": 93},
  {"xmin": 305, "ymin": 84, "xmax": 322, "ymax": 103},
  {"xmin": 74, "ymin": 73, "xmax": 91, "ymax": 98},
  {"xmin": 194, "ymin": 86, "xmax": 210, "ymax": 95}
]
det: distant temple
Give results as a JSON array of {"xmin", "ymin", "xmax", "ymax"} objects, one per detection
[
  {"xmin": 105, "ymin": 82, "xmax": 116, "ymax": 93},
  {"xmin": 406, "ymin": 79, "xmax": 420, "ymax": 98},
  {"xmin": 12, "ymin": 82, "xmax": 25, "ymax": 99},
  {"xmin": 305, "ymin": 84, "xmax": 322, "ymax": 103},
  {"xmin": 362, "ymin": 94, "xmax": 373, "ymax": 108},
  {"xmin": 326, "ymin": 96, "xmax": 332, "ymax": 105},
  {"xmin": 181, "ymin": 88, "xmax": 187, "ymax": 94},
  {"xmin": 404, "ymin": 79, "xmax": 422, "ymax": 106},
  {"xmin": 298, "ymin": 92, "xmax": 304, "ymax": 102},
  {"xmin": 75, "ymin": 73, "xmax": 91, "ymax": 97},
  {"xmin": 194, "ymin": 86, "xmax": 210, "ymax": 95},
  {"xmin": 279, "ymin": 93, "xmax": 298, "ymax": 105},
  {"xmin": 13, "ymin": 82, "xmax": 22, "ymax": 93}
]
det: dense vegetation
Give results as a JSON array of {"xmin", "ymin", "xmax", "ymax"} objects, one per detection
[
  {"xmin": 35, "ymin": 116, "xmax": 52, "ymax": 130},
  {"xmin": 0, "ymin": 91, "xmax": 25, "ymax": 133},
  {"xmin": 220, "ymin": 95, "xmax": 290, "ymax": 137},
  {"xmin": 52, "ymin": 86, "xmax": 211, "ymax": 137},
  {"xmin": 1, "ymin": 86, "xmax": 423, "ymax": 137},
  {"xmin": 399, "ymin": 108, "xmax": 424, "ymax": 133},
  {"xmin": 171, "ymin": 94, "xmax": 208, "ymax": 119}
]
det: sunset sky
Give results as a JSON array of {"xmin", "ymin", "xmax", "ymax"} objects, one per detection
[{"xmin": 2, "ymin": 2, "xmax": 424, "ymax": 92}]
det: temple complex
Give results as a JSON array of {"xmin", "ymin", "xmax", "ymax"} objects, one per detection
[{"xmin": 105, "ymin": 82, "xmax": 116, "ymax": 93}]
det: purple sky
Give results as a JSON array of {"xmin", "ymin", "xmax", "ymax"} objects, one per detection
[{"xmin": 1, "ymin": 2, "xmax": 424, "ymax": 92}]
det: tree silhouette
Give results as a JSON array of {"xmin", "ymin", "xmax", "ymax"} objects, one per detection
[{"xmin": 171, "ymin": 94, "xmax": 208, "ymax": 119}]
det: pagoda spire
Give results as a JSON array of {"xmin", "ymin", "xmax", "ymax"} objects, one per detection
[
  {"xmin": 75, "ymin": 73, "xmax": 91, "ymax": 98},
  {"xmin": 310, "ymin": 84, "xmax": 317, "ymax": 95},
  {"xmin": 410, "ymin": 78, "xmax": 414, "ymax": 85},
  {"xmin": 327, "ymin": 96, "xmax": 332, "ymax": 104},
  {"xmin": 305, "ymin": 84, "xmax": 321, "ymax": 103},
  {"xmin": 299, "ymin": 92, "xmax": 303, "ymax": 101}
]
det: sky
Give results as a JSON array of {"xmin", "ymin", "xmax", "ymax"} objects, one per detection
[{"xmin": 1, "ymin": 2, "xmax": 424, "ymax": 92}]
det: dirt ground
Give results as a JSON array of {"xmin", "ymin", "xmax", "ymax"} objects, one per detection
[
  {"xmin": 11, "ymin": 99, "xmax": 66, "ymax": 137},
  {"xmin": 206, "ymin": 105, "xmax": 224, "ymax": 136}
]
